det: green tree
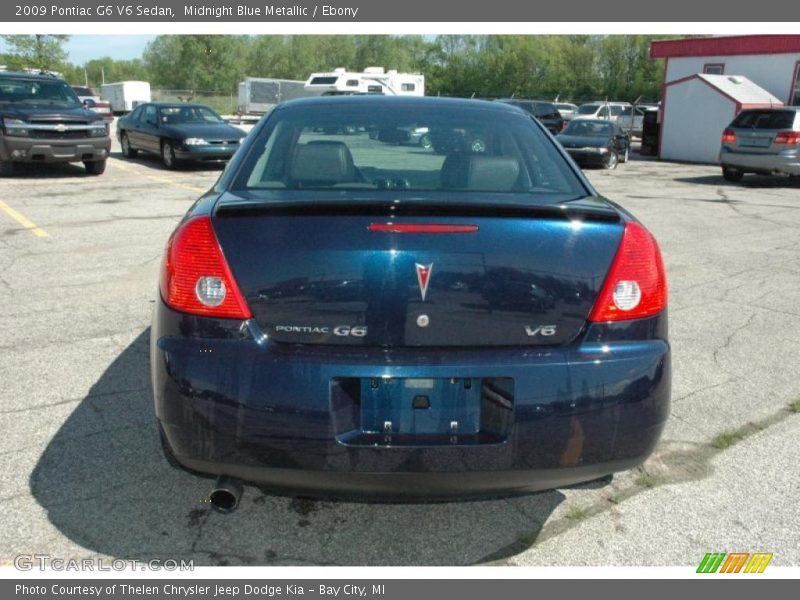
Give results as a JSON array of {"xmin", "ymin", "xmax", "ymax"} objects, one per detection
[
  {"xmin": 1, "ymin": 35, "xmax": 70, "ymax": 71},
  {"xmin": 144, "ymin": 35, "xmax": 249, "ymax": 91}
]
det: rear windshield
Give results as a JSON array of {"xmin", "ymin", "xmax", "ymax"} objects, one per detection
[
  {"xmin": 72, "ymin": 86, "xmax": 95, "ymax": 96},
  {"xmin": 578, "ymin": 104, "xmax": 601, "ymax": 115},
  {"xmin": 232, "ymin": 101, "xmax": 586, "ymax": 197},
  {"xmin": 732, "ymin": 110, "xmax": 797, "ymax": 130},
  {"xmin": 532, "ymin": 102, "xmax": 560, "ymax": 119},
  {"xmin": 0, "ymin": 77, "xmax": 81, "ymax": 109},
  {"xmin": 563, "ymin": 120, "xmax": 613, "ymax": 137}
]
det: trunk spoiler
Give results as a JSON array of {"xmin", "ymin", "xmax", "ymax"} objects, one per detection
[{"xmin": 214, "ymin": 198, "xmax": 621, "ymax": 223}]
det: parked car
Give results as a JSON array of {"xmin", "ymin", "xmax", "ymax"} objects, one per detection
[
  {"xmin": 429, "ymin": 126, "xmax": 487, "ymax": 154},
  {"xmin": 615, "ymin": 105, "xmax": 656, "ymax": 137},
  {"xmin": 496, "ymin": 99, "xmax": 564, "ymax": 134},
  {"xmin": 573, "ymin": 102, "xmax": 630, "ymax": 123},
  {"xmin": 0, "ymin": 71, "xmax": 110, "ymax": 176},
  {"xmin": 71, "ymin": 85, "xmax": 112, "ymax": 120},
  {"xmin": 116, "ymin": 102, "xmax": 246, "ymax": 169},
  {"xmin": 151, "ymin": 96, "xmax": 669, "ymax": 508},
  {"xmin": 719, "ymin": 107, "xmax": 800, "ymax": 182},
  {"xmin": 374, "ymin": 125, "xmax": 432, "ymax": 149},
  {"xmin": 554, "ymin": 102, "xmax": 580, "ymax": 121},
  {"xmin": 556, "ymin": 118, "xmax": 631, "ymax": 169}
]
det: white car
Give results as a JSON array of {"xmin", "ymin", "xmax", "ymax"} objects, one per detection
[
  {"xmin": 616, "ymin": 105, "xmax": 658, "ymax": 137},
  {"xmin": 71, "ymin": 86, "xmax": 113, "ymax": 120},
  {"xmin": 573, "ymin": 102, "xmax": 631, "ymax": 123},
  {"xmin": 555, "ymin": 102, "xmax": 580, "ymax": 121}
]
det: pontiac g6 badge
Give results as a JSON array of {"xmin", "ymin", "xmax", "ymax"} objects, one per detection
[{"xmin": 415, "ymin": 263, "xmax": 433, "ymax": 301}]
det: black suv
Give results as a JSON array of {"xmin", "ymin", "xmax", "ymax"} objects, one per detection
[
  {"xmin": 496, "ymin": 99, "xmax": 565, "ymax": 134},
  {"xmin": 0, "ymin": 71, "xmax": 111, "ymax": 176}
]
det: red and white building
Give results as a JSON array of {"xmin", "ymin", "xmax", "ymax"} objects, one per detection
[{"xmin": 650, "ymin": 35, "xmax": 800, "ymax": 162}]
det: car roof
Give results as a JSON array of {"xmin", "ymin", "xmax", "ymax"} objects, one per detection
[
  {"xmin": 136, "ymin": 102, "xmax": 213, "ymax": 109},
  {"xmin": 497, "ymin": 98, "xmax": 554, "ymax": 105},
  {"xmin": 568, "ymin": 119, "xmax": 614, "ymax": 125},
  {"xmin": 279, "ymin": 95, "xmax": 525, "ymax": 114},
  {"xmin": 0, "ymin": 70, "xmax": 64, "ymax": 82}
]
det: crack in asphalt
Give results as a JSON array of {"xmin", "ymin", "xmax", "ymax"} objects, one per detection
[
  {"xmin": 711, "ymin": 312, "xmax": 759, "ymax": 378},
  {"xmin": 486, "ymin": 403, "xmax": 800, "ymax": 565}
]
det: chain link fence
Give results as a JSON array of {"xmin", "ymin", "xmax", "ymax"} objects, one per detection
[{"xmin": 151, "ymin": 89, "xmax": 237, "ymax": 115}]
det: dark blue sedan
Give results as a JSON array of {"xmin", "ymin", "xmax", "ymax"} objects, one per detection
[
  {"xmin": 151, "ymin": 96, "xmax": 669, "ymax": 510},
  {"xmin": 117, "ymin": 102, "xmax": 246, "ymax": 169}
]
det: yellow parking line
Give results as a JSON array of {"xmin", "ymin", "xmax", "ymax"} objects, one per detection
[
  {"xmin": 0, "ymin": 200, "xmax": 48, "ymax": 237},
  {"xmin": 109, "ymin": 160, "xmax": 207, "ymax": 193}
]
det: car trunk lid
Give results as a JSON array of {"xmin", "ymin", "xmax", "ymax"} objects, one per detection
[{"xmin": 212, "ymin": 196, "xmax": 623, "ymax": 347}]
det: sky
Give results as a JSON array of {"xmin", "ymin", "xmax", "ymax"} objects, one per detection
[{"xmin": 0, "ymin": 35, "xmax": 156, "ymax": 64}]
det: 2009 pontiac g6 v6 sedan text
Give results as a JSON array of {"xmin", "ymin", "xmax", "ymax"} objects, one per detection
[{"xmin": 151, "ymin": 96, "xmax": 670, "ymax": 509}]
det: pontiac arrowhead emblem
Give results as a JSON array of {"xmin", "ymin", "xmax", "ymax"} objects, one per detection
[{"xmin": 415, "ymin": 263, "xmax": 433, "ymax": 301}]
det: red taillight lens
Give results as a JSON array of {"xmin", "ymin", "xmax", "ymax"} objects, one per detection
[
  {"xmin": 159, "ymin": 216, "xmax": 252, "ymax": 319},
  {"xmin": 589, "ymin": 221, "xmax": 667, "ymax": 322},
  {"xmin": 774, "ymin": 131, "xmax": 800, "ymax": 145},
  {"xmin": 721, "ymin": 129, "xmax": 736, "ymax": 144}
]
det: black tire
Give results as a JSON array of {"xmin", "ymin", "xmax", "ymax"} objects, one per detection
[
  {"xmin": 419, "ymin": 133, "xmax": 432, "ymax": 150},
  {"xmin": 0, "ymin": 160, "xmax": 14, "ymax": 177},
  {"xmin": 120, "ymin": 132, "xmax": 138, "ymax": 158},
  {"xmin": 161, "ymin": 140, "xmax": 178, "ymax": 169},
  {"xmin": 722, "ymin": 167, "xmax": 744, "ymax": 182},
  {"xmin": 470, "ymin": 138, "xmax": 486, "ymax": 153},
  {"xmin": 602, "ymin": 149, "xmax": 619, "ymax": 170},
  {"xmin": 84, "ymin": 159, "xmax": 106, "ymax": 175}
]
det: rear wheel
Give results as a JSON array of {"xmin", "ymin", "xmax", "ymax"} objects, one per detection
[
  {"xmin": 722, "ymin": 167, "xmax": 744, "ymax": 182},
  {"xmin": 602, "ymin": 150, "xmax": 618, "ymax": 170},
  {"xmin": 419, "ymin": 133, "xmax": 432, "ymax": 150},
  {"xmin": 0, "ymin": 160, "xmax": 14, "ymax": 177},
  {"xmin": 161, "ymin": 141, "xmax": 178, "ymax": 169},
  {"xmin": 84, "ymin": 159, "xmax": 106, "ymax": 175},
  {"xmin": 120, "ymin": 132, "xmax": 138, "ymax": 158}
]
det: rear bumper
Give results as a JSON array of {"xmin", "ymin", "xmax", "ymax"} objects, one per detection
[
  {"xmin": 0, "ymin": 135, "xmax": 111, "ymax": 163},
  {"xmin": 152, "ymin": 301, "xmax": 670, "ymax": 497},
  {"xmin": 719, "ymin": 149, "xmax": 800, "ymax": 176}
]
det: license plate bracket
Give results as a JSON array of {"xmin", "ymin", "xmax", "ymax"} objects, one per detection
[{"xmin": 330, "ymin": 377, "xmax": 514, "ymax": 446}]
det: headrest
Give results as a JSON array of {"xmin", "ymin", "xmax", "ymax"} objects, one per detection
[
  {"xmin": 290, "ymin": 141, "xmax": 355, "ymax": 186},
  {"xmin": 441, "ymin": 154, "xmax": 521, "ymax": 192}
]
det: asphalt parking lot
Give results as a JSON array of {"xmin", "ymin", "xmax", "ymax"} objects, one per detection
[{"xmin": 1, "ymin": 130, "xmax": 798, "ymax": 567}]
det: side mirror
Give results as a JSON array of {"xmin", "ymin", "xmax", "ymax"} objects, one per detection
[{"xmin": 82, "ymin": 99, "xmax": 94, "ymax": 108}]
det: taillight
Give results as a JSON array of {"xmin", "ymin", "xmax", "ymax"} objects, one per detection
[
  {"xmin": 774, "ymin": 131, "xmax": 800, "ymax": 145},
  {"xmin": 159, "ymin": 216, "xmax": 252, "ymax": 319},
  {"xmin": 721, "ymin": 129, "xmax": 736, "ymax": 144},
  {"xmin": 589, "ymin": 221, "xmax": 667, "ymax": 322},
  {"xmin": 368, "ymin": 223, "xmax": 478, "ymax": 233}
]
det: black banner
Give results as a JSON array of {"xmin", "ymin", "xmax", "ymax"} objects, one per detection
[
  {"xmin": 4, "ymin": 0, "xmax": 800, "ymax": 22},
  {"xmin": 4, "ymin": 580, "xmax": 798, "ymax": 600}
]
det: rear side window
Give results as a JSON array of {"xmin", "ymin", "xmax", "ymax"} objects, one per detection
[
  {"xmin": 233, "ymin": 102, "xmax": 586, "ymax": 197},
  {"xmin": 732, "ymin": 110, "xmax": 797, "ymax": 129},
  {"xmin": 532, "ymin": 103, "xmax": 560, "ymax": 119}
]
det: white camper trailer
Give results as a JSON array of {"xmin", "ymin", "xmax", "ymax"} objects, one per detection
[
  {"xmin": 304, "ymin": 67, "xmax": 425, "ymax": 96},
  {"xmin": 101, "ymin": 81, "xmax": 151, "ymax": 114}
]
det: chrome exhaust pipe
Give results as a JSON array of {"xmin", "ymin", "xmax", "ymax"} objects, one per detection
[{"xmin": 209, "ymin": 476, "xmax": 242, "ymax": 513}]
